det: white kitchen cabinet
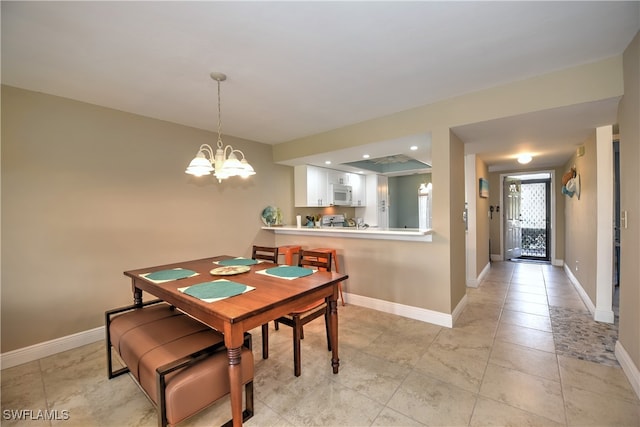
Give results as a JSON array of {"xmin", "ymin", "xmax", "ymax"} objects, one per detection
[
  {"xmin": 361, "ymin": 174, "xmax": 388, "ymax": 227},
  {"xmin": 327, "ymin": 170, "xmax": 348, "ymax": 186},
  {"xmin": 294, "ymin": 165, "xmax": 329, "ymax": 207},
  {"xmin": 347, "ymin": 173, "xmax": 366, "ymax": 206}
]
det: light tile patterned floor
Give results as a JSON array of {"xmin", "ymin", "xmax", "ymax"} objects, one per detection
[{"xmin": 1, "ymin": 261, "xmax": 639, "ymax": 426}]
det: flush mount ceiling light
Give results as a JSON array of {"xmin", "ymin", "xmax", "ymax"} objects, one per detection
[
  {"xmin": 185, "ymin": 72, "xmax": 255, "ymax": 183},
  {"xmin": 517, "ymin": 154, "xmax": 533, "ymax": 164}
]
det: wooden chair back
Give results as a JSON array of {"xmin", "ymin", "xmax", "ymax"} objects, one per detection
[
  {"xmin": 298, "ymin": 250, "xmax": 332, "ymax": 272},
  {"xmin": 251, "ymin": 245, "xmax": 279, "ymax": 263}
]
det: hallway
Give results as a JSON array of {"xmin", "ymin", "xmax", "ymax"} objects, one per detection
[{"xmin": 1, "ymin": 262, "xmax": 638, "ymax": 426}]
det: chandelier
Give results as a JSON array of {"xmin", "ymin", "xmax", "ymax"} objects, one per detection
[{"xmin": 185, "ymin": 72, "xmax": 255, "ymax": 182}]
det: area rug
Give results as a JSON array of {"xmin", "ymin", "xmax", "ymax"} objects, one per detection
[{"xmin": 549, "ymin": 306, "xmax": 619, "ymax": 367}]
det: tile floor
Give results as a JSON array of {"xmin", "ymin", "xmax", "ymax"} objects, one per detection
[{"xmin": 2, "ymin": 261, "xmax": 639, "ymax": 426}]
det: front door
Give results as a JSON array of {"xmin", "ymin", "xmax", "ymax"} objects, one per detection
[{"xmin": 504, "ymin": 178, "xmax": 522, "ymax": 260}]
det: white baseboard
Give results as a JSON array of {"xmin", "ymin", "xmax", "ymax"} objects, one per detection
[
  {"xmin": 451, "ymin": 294, "xmax": 468, "ymax": 326},
  {"xmin": 0, "ymin": 292, "xmax": 464, "ymax": 369},
  {"xmin": 344, "ymin": 292, "xmax": 457, "ymax": 328},
  {"xmin": 466, "ymin": 261, "xmax": 491, "ymax": 288},
  {"xmin": 1, "ymin": 326, "xmax": 104, "ymax": 370},
  {"xmin": 563, "ymin": 264, "xmax": 596, "ymax": 314},
  {"xmin": 552, "ymin": 258, "xmax": 564, "ymax": 267},
  {"xmin": 490, "ymin": 254, "xmax": 503, "ymax": 262},
  {"xmin": 594, "ymin": 307, "xmax": 615, "ymax": 324},
  {"xmin": 615, "ymin": 340, "xmax": 640, "ymax": 400},
  {"xmin": 563, "ymin": 263, "xmax": 614, "ymax": 323},
  {"xmin": 478, "ymin": 262, "xmax": 490, "ymax": 284}
]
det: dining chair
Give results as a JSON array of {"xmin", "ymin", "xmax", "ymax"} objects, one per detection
[
  {"xmin": 271, "ymin": 250, "xmax": 333, "ymax": 376},
  {"xmin": 251, "ymin": 245, "xmax": 279, "ymax": 263},
  {"xmin": 252, "ymin": 245, "xmax": 279, "ymax": 359}
]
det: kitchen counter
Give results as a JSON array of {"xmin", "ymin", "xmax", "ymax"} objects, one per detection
[{"xmin": 262, "ymin": 226, "xmax": 433, "ymax": 242}]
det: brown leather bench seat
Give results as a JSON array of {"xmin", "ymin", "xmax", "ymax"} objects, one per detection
[{"xmin": 106, "ymin": 301, "xmax": 253, "ymax": 427}]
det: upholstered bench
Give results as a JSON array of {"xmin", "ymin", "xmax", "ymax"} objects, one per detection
[{"xmin": 105, "ymin": 300, "xmax": 254, "ymax": 427}]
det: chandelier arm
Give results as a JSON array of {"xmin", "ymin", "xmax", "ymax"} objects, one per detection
[
  {"xmin": 222, "ymin": 145, "xmax": 235, "ymax": 158},
  {"xmin": 199, "ymin": 144, "xmax": 215, "ymax": 160},
  {"xmin": 230, "ymin": 149, "xmax": 246, "ymax": 160}
]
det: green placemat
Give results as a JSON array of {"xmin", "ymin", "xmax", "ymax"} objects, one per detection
[
  {"xmin": 217, "ymin": 258, "xmax": 259, "ymax": 266},
  {"xmin": 145, "ymin": 268, "xmax": 197, "ymax": 281},
  {"xmin": 182, "ymin": 280, "xmax": 253, "ymax": 302},
  {"xmin": 265, "ymin": 266, "xmax": 314, "ymax": 278}
]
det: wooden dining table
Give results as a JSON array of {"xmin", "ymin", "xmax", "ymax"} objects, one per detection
[{"xmin": 123, "ymin": 255, "xmax": 348, "ymax": 426}]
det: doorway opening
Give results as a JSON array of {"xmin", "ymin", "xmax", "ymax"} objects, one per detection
[
  {"xmin": 504, "ymin": 173, "xmax": 552, "ymax": 263},
  {"xmin": 613, "ymin": 137, "xmax": 620, "ymax": 317}
]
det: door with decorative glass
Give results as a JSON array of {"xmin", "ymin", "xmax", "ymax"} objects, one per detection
[
  {"xmin": 519, "ymin": 179, "xmax": 551, "ymax": 260},
  {"xmin": 504, "ymin": 178, "xmax": 522, "ymax": 260}
]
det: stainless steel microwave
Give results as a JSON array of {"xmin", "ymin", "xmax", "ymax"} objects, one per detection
[{"xmin": 330, "ymin": 184, "xmax": 352, "ymax": 206}]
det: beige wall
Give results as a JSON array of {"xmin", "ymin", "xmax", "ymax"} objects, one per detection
[
  {"xmin": 562, "ymin": 133, "xmax": 598, "ymax": 300},
  {"xmin": 448, "ymin": 130, "xmax": 467, "ymax": 307},
  {"xmin": 0, "ymin": 86, "xmax": 292, "ymax": 352},
  {"xmin": 475, "ymin": 157, "xmax": 490, "ymax": 273},
  {"xmin": 487, "ymin": 172, "xmax": 502, "ymax": 258},
  {"xmin": 274, "ymin": 234, "xmax": 452, "ymax": 313},
  {"xmin": 618, "ymin": 31, "xmax": 640, "ymax": 377},
  {"xmin": 272, "ymin": 57, "xmax": 623, "ymax": 163}
]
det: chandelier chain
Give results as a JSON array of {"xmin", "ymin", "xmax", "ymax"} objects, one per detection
[{"xmin": 216, "ymin": 78, "xmax": 223, "ymax": 149}]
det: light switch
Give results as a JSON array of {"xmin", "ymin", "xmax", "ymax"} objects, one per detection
[{"xmin": 621, "ymin": 210, "xmax": 628, "ymax": 229}]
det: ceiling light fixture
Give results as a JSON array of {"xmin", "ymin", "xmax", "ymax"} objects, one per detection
[
  {"xmin": 185, "ymin": 72, "xmax": 255, "ymax": 182},
  {"xmin": 410, "ymin": 145, "xmax": 418, "ymax": 151},
  {"xmin": 517, "ymin": 154, "xmax": 533, "ymax": 164},
  {"xmin": 362, "ymin": 154, "xmax": 370, "ymax": 159}
]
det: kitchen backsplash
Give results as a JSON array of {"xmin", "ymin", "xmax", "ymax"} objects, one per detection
[{"xmin": 293, "ymin": 206, "xmax": 357, "ymax": 226}]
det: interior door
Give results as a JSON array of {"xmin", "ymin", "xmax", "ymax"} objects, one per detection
[{"xmin": 504, "ymin": 178, "xmax": 522, "ymax": 259}]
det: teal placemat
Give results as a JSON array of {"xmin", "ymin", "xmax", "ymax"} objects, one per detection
[
  {"xmin": 265, "ymin": 266, "xmax": 314, "ymax": 278},
  {"xmin": 144, "ymin": 268, "xmax": 197, "ymax": 282},
  {"xmin": 217, "ymin": 258, "xmax": 259, "ymax": 266},
  {"xmin": 181, "ymin": 280, "xmax": 254, "ymax": 302}
]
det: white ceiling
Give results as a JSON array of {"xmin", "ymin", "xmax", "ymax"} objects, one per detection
[{"xmin": 2, "ymin": 1, "xmax": 639, "ymax": 171}]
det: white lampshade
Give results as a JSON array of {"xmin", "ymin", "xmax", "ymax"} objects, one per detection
[
  {"xmin": 239, "ymin": 158, "xmax": 256, "ymax": 178},
  {"xmin": 220, "ymin": 152, "xmax": 244, "ymax": 177},
  {"xmin": 185, "ymin": 154, "xmax": 213, "ymax": 176}
]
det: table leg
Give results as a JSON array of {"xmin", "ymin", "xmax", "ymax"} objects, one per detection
[
  {"xmin": 227, "ymin": 346, "xmax": 243, "ymax": 427},
  {"xmin": 328, "ymin": 298, "xmax": 340, "ymax": 374},
  {"xmin": 132, "ymin": 285, "xmax": 143, "ymax": 307}
]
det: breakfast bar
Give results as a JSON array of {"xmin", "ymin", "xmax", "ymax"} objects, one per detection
[{"xmin": 262, "ymin": 225, "xmax": 433, "ymax": 242}]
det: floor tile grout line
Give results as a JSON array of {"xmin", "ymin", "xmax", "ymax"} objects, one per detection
[
  {"xmin": 473, "ymin": 263, "xmax": 570, "ymax": 426},
  {"xmin": 37, "ymin": 358, "xmax": 53, "ymax": 427}
]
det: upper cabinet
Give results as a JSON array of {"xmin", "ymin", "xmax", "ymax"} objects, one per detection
[
  {"xmin": 294, "ymin": 165, "xmax": 329, "ymax": 207},
  {"xmin": 362, "ymin": 174, "xmax": 388, "ymax": 228},
  {"xmin": 295, "ymin": 165, "xmax": 368, "ymax": 207},
  {"xmin": 347, "ymin": 173, "xmax": 366, "ymax": 207},
  {"xmin": 327, "ymin": 170, "xmax": 348, "ymax": 186}
]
